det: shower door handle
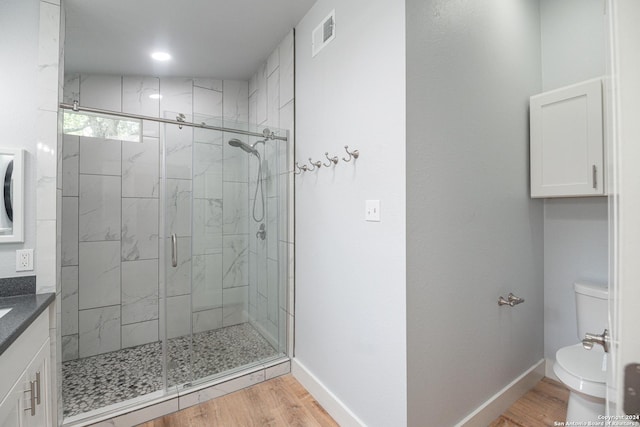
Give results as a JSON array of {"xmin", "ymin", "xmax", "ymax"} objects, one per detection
[{"xmin": 171, "ymin": 233, "xmax": 178, "ymax": 267}]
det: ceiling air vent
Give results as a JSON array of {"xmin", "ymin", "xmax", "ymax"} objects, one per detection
[{"xmin": 312, "ymin": 10, "xmax": 336, "ymax": 57}]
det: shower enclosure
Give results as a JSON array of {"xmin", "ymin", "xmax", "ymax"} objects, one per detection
[{"xmin": 59, "ymin": 104, "xmax": 290, "ymax": 421}]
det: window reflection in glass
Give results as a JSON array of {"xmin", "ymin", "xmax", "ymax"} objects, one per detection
[{"xmin": 63, "ymin": 111, "xmax": 141, "ymax": 142}]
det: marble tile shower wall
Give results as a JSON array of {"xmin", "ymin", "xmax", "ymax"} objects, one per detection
[
  {"xmin": 60, "ymin": 75, "xmax": 251, "ymax": 361},
  {"xmin": 247, "ymin": 30, "xmax": 295, "ymax": 352}
]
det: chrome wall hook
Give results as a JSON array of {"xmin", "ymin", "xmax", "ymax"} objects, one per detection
[
  {"xmin": 294, "ymin": 162, "xmax": 308, "ymax": 175},
  {"xmin": 308, "ymin": 158, "xmax": 322, "ymax": 171},
  {"xmin": 342, "ymin": 145, "xmax": 360, "ymax": 162},
  {"xmin": 323, "ymin": 152, "xmax": 339, "ymax": 167},
  {"xmin": 296, "ymin": 148, "xmax": 363, "ymax": 174}
]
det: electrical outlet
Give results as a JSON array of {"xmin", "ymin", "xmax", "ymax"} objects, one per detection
[{"xmin": 16, "ymin": 249, "xmax": 33, "ymax": 272}]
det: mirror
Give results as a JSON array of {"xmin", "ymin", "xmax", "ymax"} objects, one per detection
[{"xmin": 0, "ymin": 148, "xmax": 24, "ymax": 243}]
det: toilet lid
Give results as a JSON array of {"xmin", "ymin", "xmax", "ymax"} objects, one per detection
[{"xmin": 556, "ymin": 344, "xmax": 606, "ymax": 383}]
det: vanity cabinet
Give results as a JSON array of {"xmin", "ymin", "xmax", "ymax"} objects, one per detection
[
  {"xmin": 529, "ymin": 78, "xmax": 604, "ymax": 198},
  {"xmin": 0, "ymin": 310, "xmax": 51, "ymax": 427}
]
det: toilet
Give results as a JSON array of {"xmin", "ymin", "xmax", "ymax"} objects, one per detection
[{"xmin": 553, "ymin": 281, "xmax": 608, "ymax": 423}]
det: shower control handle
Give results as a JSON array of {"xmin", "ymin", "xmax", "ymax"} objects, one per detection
[{"xmin": 171, "ymin": 233, "xmax": 178, "ymax": 267}]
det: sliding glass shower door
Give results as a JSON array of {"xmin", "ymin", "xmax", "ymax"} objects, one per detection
[
  {"xmin": 162, "ymin": 113, "xmax": 289, "ymax": 390},
  {"xmin": 60, "ymin": 105, "xmax": 290, "ymax": 420}
]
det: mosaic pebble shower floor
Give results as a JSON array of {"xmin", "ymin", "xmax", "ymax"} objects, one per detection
[{"xmin": 62, "ymin": 323, "xmax": 278, "ymax": 418}]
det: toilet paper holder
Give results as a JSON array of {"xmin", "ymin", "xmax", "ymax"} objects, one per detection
[{"xmin": 498, "ymin": 293, "xmax": 525, "ymax": 307}]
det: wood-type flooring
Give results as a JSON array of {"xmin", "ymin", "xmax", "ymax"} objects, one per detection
[
  {"xmin": 141, "ymin": 375, "xmax": 569, "ymax": 427},
  {"xmin": 139, "ymin": 375, "xmax": 338, "ymax": 427},
  {"xmin": 489, "ymin": 378, "xmax": 569, "ymax": 427}
]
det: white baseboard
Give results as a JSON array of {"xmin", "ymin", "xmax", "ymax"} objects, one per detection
[
  {"xmin": 291, "ymin": 358, "xmax": 366, "ymax": 427},
  {"xmin": 456, "ymin": 359, "xmax": 545, "ymax": 427},
  {"xmin": 545, "ymin": 357, "xmax": 561, "ymax": 382}
]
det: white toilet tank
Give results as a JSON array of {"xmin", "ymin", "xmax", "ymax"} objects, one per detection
[{"xmin": 574, "ymin": 281, "xmax": 608, "ymax": 340}]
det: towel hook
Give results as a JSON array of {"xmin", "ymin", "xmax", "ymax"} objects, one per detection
[
  {"xmin": 294, "ymin": 162, "xmax": 309, "ymax": 175},
  {"xmin": 342, "ymin": 145, "xmax": 360, "ymax": 162},
  {"xmin": 323, "ymin": 152, "xmax": 339, "ymax": 167},
  {"xmin": 308, "ymin": 157, "xmax": 322, "ymax": 171}
]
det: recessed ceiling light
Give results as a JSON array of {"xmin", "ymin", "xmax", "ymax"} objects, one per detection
[
  {"xmin": 151, "ymin": 51, "xmax": 171, "ymax": 61},
  {"xmin": 149, "ymin": 94, "xmax": 162, "ymax": 100}
]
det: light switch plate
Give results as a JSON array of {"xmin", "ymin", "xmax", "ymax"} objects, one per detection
[{"xmin": 365, "ymin": 200, "xmax": 380, "ymax": 222}]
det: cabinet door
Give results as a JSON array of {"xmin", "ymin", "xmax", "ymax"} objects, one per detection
[
  {"xmin": 0, "ymin": 371, "xmax": 27, "ymax": 427},
  {"xmin": 23, "ymin": 339, "xmax": 50, "ymax": 427},
  {"xmin": 530, "ymin": 78, "xmax": 604, "ymax": 197}
]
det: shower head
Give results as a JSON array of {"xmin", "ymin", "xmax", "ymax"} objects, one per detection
[
  {"xmin": 228, "ymin": 138, "xmax": 266, "ymax": 222},
  {"xmin": 228, "ymin": 138, "xmax": 258, "ymax": 156},
  {"xmin": 227, "ymin": 138, "xmax": 266, "ymax": 157}
]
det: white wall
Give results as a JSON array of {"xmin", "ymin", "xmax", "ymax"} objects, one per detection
[
  {"xmin": 0, "ymin": 0, "xmax": 60, "ymax": 291},
  {"xmin": 540, "ymin": 0, "xmax": 609, "ymax": 371},
  {"xmin": 406, "ymin": 1, "xmax": 543, "ymax": 425},
  {"xmin": 1, "ymin": 1, "xmax": 62, "ymax": 424},
  {"xmin": 0, "ymin": 0, "xmax": 39, "ymax": 277},
  {"xmin": 543, "ymin": 199, "xmax": 608, "ymax": 360},
  {"xmin": 294, "ymin": 1, "xmax": 407, "ymax": 425},
  {"xmin": 540, "ymin": 0, "xmax": 605, "ymax": 91}
]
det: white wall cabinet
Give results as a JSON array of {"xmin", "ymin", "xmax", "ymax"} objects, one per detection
[
  {"xmin": 0, "ymin": 311, "xmax": 51, "ymax": 427},
  {"xmin": 530, "ymin": 78, "xmax": 604, "ymax": 198}
]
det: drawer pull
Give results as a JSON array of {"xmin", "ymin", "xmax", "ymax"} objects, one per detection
[
  {"xmin": 35, "ymin": 371, "xmax": 41, "ymax": 405},
  {"xmin": 23, "ymin": 381, "xmax": 36, "ymax": 416}
]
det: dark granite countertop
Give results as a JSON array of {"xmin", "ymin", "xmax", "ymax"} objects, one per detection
[{"xmin": 0, "ymin": 292, "xmax": 55, "ymax": 356}]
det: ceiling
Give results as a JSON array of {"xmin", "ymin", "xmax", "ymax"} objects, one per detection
[{"xmin": 64, "ymin": 0, "xmax": 317, "ymax": 80}]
